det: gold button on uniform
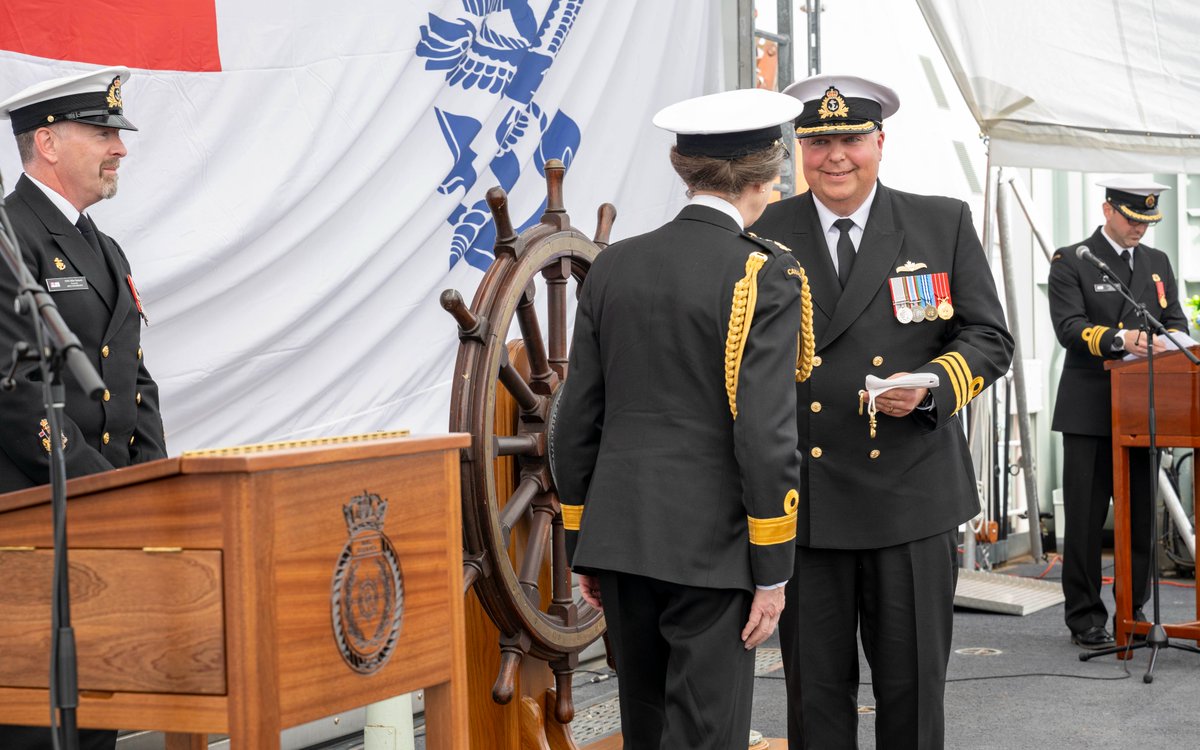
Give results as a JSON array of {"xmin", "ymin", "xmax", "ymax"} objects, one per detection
[
  {"xmin": 812, "ymin": 356, "xmax": 823, "ymax": 367},
  {"xmin": 137, "ymin": 347, "xmax": 143, "ymax": 360},
  {"xmin": 870, "ymin": 449, "xmax": 881, "ymax": 459},
  {"xmin": 102, "ymin": 432, "xmax": 110, "ymax": 445},
  {"xmin": 136, "ymin": 392, "xmax": 142, "ymax": 405},
  {"xmin": 101, "ymin": 345, "xmax": 110, "ymax": 358},
  {"xmin": 872, "ymin": 356, "xmax": 884, "ymax": 367},
  {"xmin": 810, "ymin": 447, "xmax": 823, "ymax": 459},
  {"xmin": 102, "ymin": 389, "xmax": 110, "ymax": 402},
  {"xmin": 810, "ymin": 401, "xmax": 822, "ymax": 413},
  {"xmin": 130, "ymin": 435, "xmax": 136, "ymax": 446}
]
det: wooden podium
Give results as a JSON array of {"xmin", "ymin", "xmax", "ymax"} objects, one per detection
[
  {"xmin": 1107, "ymin": 347, "xmax": 1200, "ymax": 651},
  {"xmin": 0, "ymin": 434, "xmax": 470, "ymax": 749}
]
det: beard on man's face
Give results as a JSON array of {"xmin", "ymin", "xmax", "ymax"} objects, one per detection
[{"xmin": 99, "ymin": 160, "xmax": 120, "ymax": 199}]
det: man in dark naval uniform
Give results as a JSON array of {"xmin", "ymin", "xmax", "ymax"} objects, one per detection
[
  {"xmin": 0, "ymin": 66, "xmax": 167, "ymax": 750},
  {"xmin": 553, "ymin": 88, "xmax": 813, "ymax": 749},
  {"xmin": 751, "ymin": 74, "xmax": 1013, "ymax": 750},
  {"xmin": 1048, "ymin": 178, "xmax": 1191, "ymax": 650}
]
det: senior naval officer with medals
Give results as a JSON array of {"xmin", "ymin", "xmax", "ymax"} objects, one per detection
[
  {"xmin": 0, "ymin": 67, "xmax": 167, "ymax": 750},
  {"xmin": 750, "ymin": 75, "xmax": 1013, "ymax": 749},
  {"xmin": 1049, "ymin": 178, "xmax": 1191, "ymax": 650},
  {"xmin": 552, "ymin": 88, "xmax": 815, "ymax": 749}
]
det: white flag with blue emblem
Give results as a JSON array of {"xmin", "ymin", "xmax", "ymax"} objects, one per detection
[{"xmin": 0, "ymin": 0, "xmax": 721, "ymax": 450}]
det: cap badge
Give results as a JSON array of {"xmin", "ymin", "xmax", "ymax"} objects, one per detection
[
  {"xmin": 53, "ymin": 257, "xmax": 66, "ymax": 270},
  {"xmin": 818, "ymin": 87, "xmax": 850, "ymax": 120},
  {"xmin": 1145, "ymin": 194, "xmax": 1156, "ymax": 208},
  {"xmin": 106, "ymin": 76, "xmax": 123, "ymax": 110}
]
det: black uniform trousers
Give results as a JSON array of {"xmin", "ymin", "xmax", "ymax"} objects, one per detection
[
  {"xmin": 779, "ymin": 530, "xmax": 958, "ymax": 750},
  {"xmin": 597, "ymin": 571, "xmax": 755, "ymax": 750},
  {"xmin": 1061, "ymin": 434, "xmax": 1153, "ymax": 633},
  {"xmin": 0, "ymin": 725, "xmax": 115, "ymax": 750}
]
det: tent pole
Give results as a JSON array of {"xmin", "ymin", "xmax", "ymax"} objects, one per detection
[
  {"xmin": 995, "ymin": 167, "xmax": 1045, "ymax": 561},
  {"xmin": 962, "ymin": 149, "xmax": 996, "ymax": 570}
]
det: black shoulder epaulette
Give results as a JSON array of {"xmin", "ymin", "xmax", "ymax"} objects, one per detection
[{"xmin": 743, "ymin": 230, "xmax": 788, "ymax": 257}]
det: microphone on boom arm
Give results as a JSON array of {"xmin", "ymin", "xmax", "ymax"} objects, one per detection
[{"xmin": 1075, "ymin": 245, "xmax": 1115, "ymax": 275}]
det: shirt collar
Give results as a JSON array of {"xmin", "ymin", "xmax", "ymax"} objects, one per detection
[
  {"xmin": 25, "ymin": 173, "xmax": 83, "ymax": 226},
  {"xmin": 688, "ymin": 194, "xmax": 744, "ymax": 230},
  {"xmin": 812, "ymin": 183, "xmax": 877, "ymax": 234},
  {"xmin": 1100, "ymin": 226, "xmax": 1137, "ymax": 257}
]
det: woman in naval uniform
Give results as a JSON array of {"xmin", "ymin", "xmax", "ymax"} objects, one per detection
[{"xmin": 552, "ymin": 88, "xmax": 814, "ymax": 750}]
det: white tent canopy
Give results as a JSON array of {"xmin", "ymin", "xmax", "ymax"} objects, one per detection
[{"xmin": 917, "ymin": 0, "xmax": 1200, "ymax": 172}]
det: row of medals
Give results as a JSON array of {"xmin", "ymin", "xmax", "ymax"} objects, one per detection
[{"xmin": 895, "ymin": 299, "xmax": 954, "ymax": 324}]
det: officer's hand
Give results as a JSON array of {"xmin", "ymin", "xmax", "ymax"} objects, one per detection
[
  {"xmin": 876, "ymin": 372, "xmax": 927, "ymax": 417},
  {"xmin": 1126, "ymin": 331, "xmax": 1171, "ymax": 357},
  {"xmin": 742, "ymin": 586, "xmax": 786, "ymax": 649},
  {"xmin": 577, "ymin": 573, "xmax": 603, "ymax": 610}
]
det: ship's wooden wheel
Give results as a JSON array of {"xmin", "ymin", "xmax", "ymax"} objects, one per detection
[{"xmin": 441, "ymin": 159, "xmax": 614, "ymax": 726}]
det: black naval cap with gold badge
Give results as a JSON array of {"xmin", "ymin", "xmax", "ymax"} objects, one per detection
[
  {"xmin": 652, "ymin": 88, "xmax": 803, "ymax": 159},
  {"xmin": 0, "ymin": 66, "xmax": 137, "ymax": 135},
  {"xmin": 782, "ymin": 73, "xmax": 899, "ymax": 138},
  {"xmin": 1097, "ymin": 177, "xmax": 1170, "ymax": 223}
]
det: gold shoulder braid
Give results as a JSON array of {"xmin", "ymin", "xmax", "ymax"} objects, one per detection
[
  {"xmin": 793, "ymin": 263, "xmax": 815, "ymax": 383},
  {"xmin": 752, "ymin": 236, "xmax": 816, "ymax": 384},
  {"xmin": 725, "ymin": 251, "xmax": 769, "ymax": 418}
]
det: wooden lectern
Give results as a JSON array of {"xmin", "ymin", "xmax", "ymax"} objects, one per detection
[
  {"xmin": 1107, "ymin": 347, "xmax": 1200, "ymax": 651},
  {"xmin": 0, "ymin": 434, "xmax": 470, "ymax": 749}
]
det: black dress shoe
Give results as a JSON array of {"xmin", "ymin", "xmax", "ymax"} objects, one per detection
[{"xmin": 1072, "ymin": 626, "xmax": 1115, "ymax": 649}]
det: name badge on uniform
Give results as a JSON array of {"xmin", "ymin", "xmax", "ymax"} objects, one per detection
[
  {"xmin": 45, "ymin": 276, "xmax": 89, "ymax": 292},
  {"xmin": 1093, "ymin": 283, "xmax": 1117, "ymax": 293}
]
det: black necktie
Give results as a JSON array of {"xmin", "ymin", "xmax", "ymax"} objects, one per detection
[
  {"xmin": 1118, "ymin": 249, "xmax": 1133, "ymax": 284},
  {"xmin": 75, "ymin": 214, "xmax": 103, "ymax": 258},
  {"xmin": 833, "ymin": 218, "xmax": 856, "ymax": 288}
]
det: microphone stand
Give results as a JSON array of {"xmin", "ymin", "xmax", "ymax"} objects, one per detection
[
  {"xmin": 1078, "ymin": 258, "xmax": 1200, "ymax": 682},
  {"xmin": 0, "ymin": 177, "xmax": 105, "ymax": 750}
]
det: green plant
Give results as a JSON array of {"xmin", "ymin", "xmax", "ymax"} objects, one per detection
[{"xmin": 1186, "ymin": 294, "xmax": 1200, "ymax": 329}]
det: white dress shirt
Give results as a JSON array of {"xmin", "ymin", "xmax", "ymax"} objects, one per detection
[
  {"xmin": 689, "ymin": 193, "xmax": 744, "ymax": 230},
  {"xmin": 1100, "ymin": 226, "xmax": 1136, "ymax": 269},
  {"xmin": 812, "ymin": 183, "xmax": 878, "ymax": 276},
  {"xmin": 25, "ymin": 173, "xmax": 84, "ymax": 226}
]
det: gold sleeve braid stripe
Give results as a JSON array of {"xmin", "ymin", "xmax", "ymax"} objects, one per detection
[
  {"xmin": 725, "ymin": 251, "xmax": 769, "ymax": 418},
  {"xmin": 931, "ymin": 352, "xmax": 983, "ymax": 415},
  {"xmin": 748, "ymin": 489, "xmax": 800, "ymax": 546},
  {"xmin": 560, "ymin": 503, "xmax": 584, "ymax": 531},
  {"xmin": 748, "ymin": 513, "xmax": 798, "ymax": 545},
  {"xmin": 1081, "ymin": 325, "xmax": 1109, "ymax": 357},
  {"xmin": 935, "ymin": 355, "xmax": 963, "ymax": 413}
]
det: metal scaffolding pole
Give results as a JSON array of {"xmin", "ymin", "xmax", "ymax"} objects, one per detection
[
  {"xmin": 1003, "ymin": 175, "xmax": 1056, "ymax": 264},
  {"xmin": 737, "ymin": 0, "xmax": 755, "ymax": 88},
  {"xmin": 803, "ymin": 0, "xmax": 822, "ymax": 76}
]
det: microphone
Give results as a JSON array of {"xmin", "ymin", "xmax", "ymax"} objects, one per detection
[{"xmin": 1075, "ymin": 245, "xmax": 1113, "ymax": 274}]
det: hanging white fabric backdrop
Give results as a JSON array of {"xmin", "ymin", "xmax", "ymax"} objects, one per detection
[
  {"xmin": 0, "ymin": 0, "xmax": 720, "ymax": 451},
  {"xmin": 916, "ymin": 0, "xmax": 1200, "ymax": 172}
]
